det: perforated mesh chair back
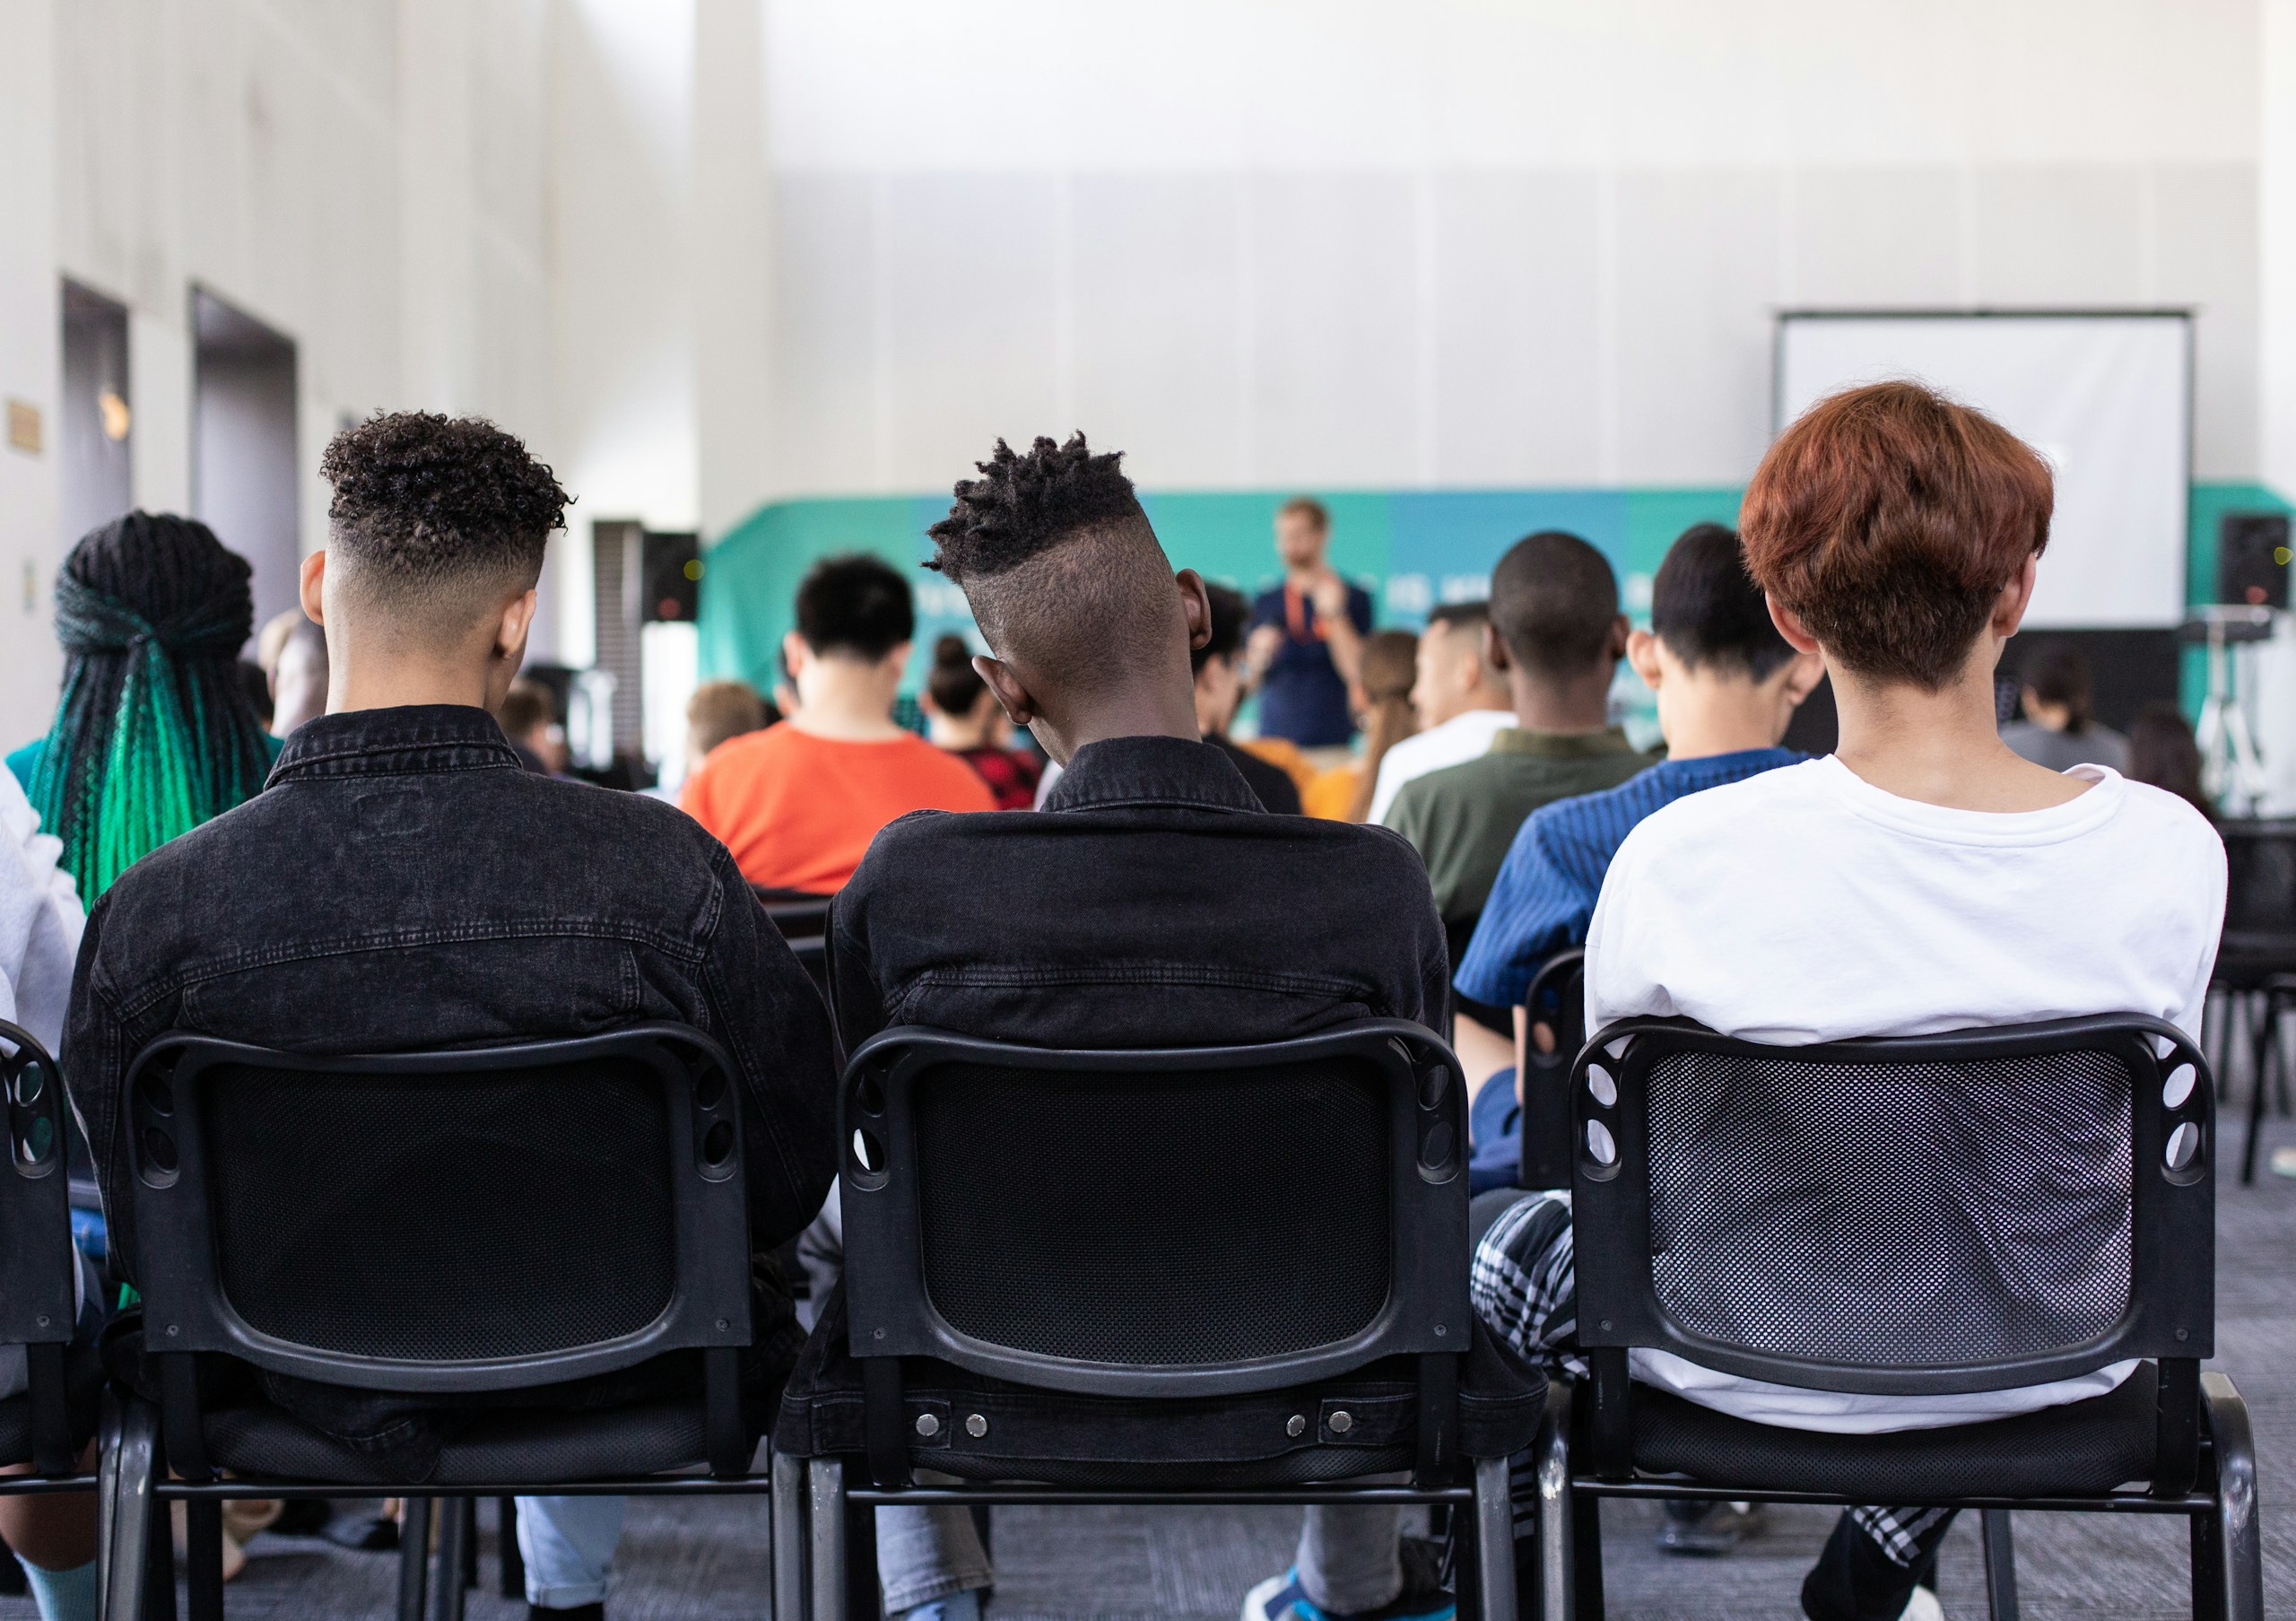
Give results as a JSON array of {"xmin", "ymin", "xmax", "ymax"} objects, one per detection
[
  {"xmin": 1574, "ymin": 1016, "xmax": 2212, "ymax": 1397},
  {"xmin": 841, "ymin": 1022, "xmax": 1470, "ymax": 1399},
  {"xmin": 126, "ymin": 1024, "xmax": 752, "ymax": 1394}
]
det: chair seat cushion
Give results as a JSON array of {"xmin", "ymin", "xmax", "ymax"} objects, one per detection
[
  {"xmin": 775, "ymin": 1285, "xmax": 1543, "ymax": 1486},
  {"xmin": 1625, "ymin": 1362, "xmax": 2161, "ymax": 1499},
  {"xmin": 201, "ymin": 1399, "xmax": 722, "ymax": 1486}
]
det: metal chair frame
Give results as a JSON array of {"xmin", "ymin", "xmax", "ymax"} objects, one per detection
[
  {"xmin": 1542, "ymin": 1014, "xmax": 2261, "ymax": 1621},
  {"xmin": 99, "ymin": 1024, "xmax": 771, "ymax": 1621}
]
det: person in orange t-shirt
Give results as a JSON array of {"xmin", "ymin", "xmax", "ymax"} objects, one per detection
[{"xmin": 683, "ymin": 553, "xmax": 994, "ymax": 893}]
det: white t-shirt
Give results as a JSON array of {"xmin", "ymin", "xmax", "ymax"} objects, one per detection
[
  {"xmin": 1585, "ymin": 756, "xmax": 2225, "ymax": 1433},
  {"xmin": 1370, "ymin": 709, "xmax": 1514, "ymax": 825}
]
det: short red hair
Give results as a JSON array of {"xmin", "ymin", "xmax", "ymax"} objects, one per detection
[{"xmin": 1740, "ymin": 380, "xmax": 2052, "ymax": 690}]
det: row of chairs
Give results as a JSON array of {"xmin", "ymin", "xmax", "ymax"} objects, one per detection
[{"xmin": 0, "ymin": 993, "xmax": 2261, "ymax": 1620}]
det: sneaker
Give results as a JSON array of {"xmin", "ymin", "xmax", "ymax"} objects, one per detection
[
  {"xmin": 2269, "ymin": 1146, "xmax": 2296, "ymax": 1179},
  {"xmin": 1241, "ymin": 1568, "xmax": 1456, "ymax": 1621},
  {"xmin": 1900, "ymin": 1586, "xmax": 1944, "ymax": 1621},
  {"xmin": 1656, "ymin": 1500, "xmax": 1766, "ymax": 1556}
]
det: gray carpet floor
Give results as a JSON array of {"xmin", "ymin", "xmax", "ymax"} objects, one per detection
[{"xmin": 19, "ymin": 1110, "xmax": 2296, "ymax": 1618}]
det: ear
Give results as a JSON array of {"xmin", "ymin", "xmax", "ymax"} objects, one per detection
[
  {"xmin": 1776, "ymin": 648, "xmax": 1826, "ymax": 707},
  {"xmin": 880, "ymin": 640, "xmax": 913, "ymax": 679},
  {"xmin": 1991, "ymin": 553, "xmax": 2040, "ymax": 639},
  {"xmin": 1604, "ymin": 613, "xmax": 1631, "ymax": 662},
  {"xmin": 1176, "ymin": 568, "xmax": 1213, "ymax": 655},
  {"xmin": 300, "ymin": 550, "xmax": 327, "ymax": 625},
  {"xmin": 975, "ymin": 654, "xmax": 1038, "ymax": 728},
  {"xmin": 495, "ymin": 588, "xmax": 538, "ymax": 664},
  {"xmin": 1625, "ymin": 627, "xmax": 1665, "ymax": 689},
  {"xmin": 1482, "ymin": 620, "xmax": 1514, "ymax": 674},
  {"xmin": 1766, "ymin": 595, "xmax": 1822, "ymax": 656},
  {"xmin": 780, "ymin": 630, "xmax": 810, "ymax": 682}
]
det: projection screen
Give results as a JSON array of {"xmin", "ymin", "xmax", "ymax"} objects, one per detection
[{"xmin": 1775, "ymin": 312, "xmax": 2191, "ymax": 629}]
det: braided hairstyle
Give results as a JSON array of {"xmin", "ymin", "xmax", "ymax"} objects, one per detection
[{"xmin": 29, "ymin": 512, "xmax": 273, "ymax": 897}]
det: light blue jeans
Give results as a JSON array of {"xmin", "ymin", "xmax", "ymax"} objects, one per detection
[{"xmin": 516, "ymin": 1495, "xmax": 626, "ymax": 1609}]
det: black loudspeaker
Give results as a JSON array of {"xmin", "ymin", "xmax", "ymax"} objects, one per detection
[
  {"xmin": 642, "ymin": 531, "xmax": 700, "ymax": 623},
  {"xmin": 2219, "ymin": 513, "xmax": 2291, "ymax": 610}
]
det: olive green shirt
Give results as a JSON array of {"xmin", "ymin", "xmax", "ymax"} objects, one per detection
[{"xmin": 1384, "ymin": 727, "xmax": 1655, "ymax": 927}]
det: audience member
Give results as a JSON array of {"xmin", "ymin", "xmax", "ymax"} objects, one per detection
[
  {"xmin": 1470, "ymin": 380, "xmax": 2225, "ymax": 1621},
  {"xmin": 1302, "ymin": 629, "xmax": 1419, "ymax": 820},
  {"xmin": 1193, "ymin": 584, "xmax": 1306, "ymax": 814},
  {"xmin": 828, "ymin": 434, "xmax": 1450, "ymax": 1621},
  {"xmin": 0, "ymin": 762, "xmax": 100, "ymax": 1621},
  {"xmin": 498, "ymin": 677, "xmax": 569, "ymax": 774},
  {"xmin": 60, "ymin": 412, "xmax": 839, "ymax": 1621},
  {"xmin": 2126, "ymin": 700, "xmax": 2211, "ymax": 818},
  {"xmin": 7, "ymin": 513, "xmax": 278, "ymax": 900},
  {"xmin": 1244, "ymin": 497, "xmax": 1372, "ymax": 748},
  {"xmin": 237, "ymin": 660, "xmax": 274, "ymax": 731},
  {"xmin": 683, "ymin": 679, "xmax": 775, "ymax": 775},
  {"xmin": 682, "ymin": 555, "xmax": 994, "ymax": 893},
  {"xmin": 920, "ymin": 633, "xmax": 1043, "ymax": 809},
  {"xmin": 2000, "ymin": 641, "xmax": 2128, "ymax": 771},
  {"xmin": 1367, "ymin": 602, "xmax": 1513, "ymax": 824},
  {"xmin": 268, "ymin": 615, "xmax": 330, "ymax": 737}
]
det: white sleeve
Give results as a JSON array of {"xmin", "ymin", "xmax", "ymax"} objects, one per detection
[
  {"xmin": 2168, "ymin": 813, "xmax": 2229, "ymax": 1045},
  {"xmin": 0, "ymin": 771, "xmax": 85, "ymax": 1056},
  {"xmin": 1367, "ymin": 745, "xmax": 1407, "ymax": 826}
]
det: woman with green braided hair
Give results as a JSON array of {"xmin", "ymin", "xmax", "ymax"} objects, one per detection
[{"xmin": 6, "ymin": 513, "xmax": 281, "ymax": 900}]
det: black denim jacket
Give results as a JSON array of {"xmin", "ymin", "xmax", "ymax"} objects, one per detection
[
  {"xmin": 827, "ymin": 734, "xmax": 1449, "ymax": 1052},
  {"xmin": 65, "ymin": 704, "xmax": 837, "ymax": 1329}
]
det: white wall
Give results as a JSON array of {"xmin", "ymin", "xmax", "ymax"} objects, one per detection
[
  {"xmin": 756, "ymin": 0, "xmax": 2263, "ymax": 498},
  {"xmin": 0, "ymin": 0, "xmax": 63, "ymax": 739}
]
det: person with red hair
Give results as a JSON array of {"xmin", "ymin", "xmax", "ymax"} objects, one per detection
[{"xmin": 1465, "ymin": 380, "xmax": 2225, "ymax": 1621}]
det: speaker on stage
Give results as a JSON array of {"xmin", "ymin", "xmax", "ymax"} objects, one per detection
[{"xmin": 2219, "ymin": 512, "xmax": 2291, "ymax": 609}]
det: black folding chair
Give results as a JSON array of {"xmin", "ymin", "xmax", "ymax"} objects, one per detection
[
  {"xmin": 774, "ymin": 1020, "xmax": 1542, "ymax": 1621},
  {"xmin": 1516, "ymin": 949, "xmax": 1586, "ymax": 1191},
  {"xmin": 100, "ymin": 1024, "xmax": 769, "ymax": 1621},
  {"xmin": 1541, "ymin": 1015, "xmax": 2260, "ymax": 1621},
  {"xmin": 2213, "ymin": 819, "xmax": 2296, "ymax": 1181}
]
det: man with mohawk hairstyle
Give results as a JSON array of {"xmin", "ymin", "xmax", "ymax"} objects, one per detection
[{"xmin": 822, "ymin": 433, "xmax": 1459, "ymax": 1621}]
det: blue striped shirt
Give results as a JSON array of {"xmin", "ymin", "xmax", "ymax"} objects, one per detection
[{"xmin": 1454, "ymin": 747, "xmax": 1805, "ymax": 1007}]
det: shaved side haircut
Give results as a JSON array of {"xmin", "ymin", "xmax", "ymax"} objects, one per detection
[
  {"xmin": 926, "ymin": 433, "xmax": 1180, "ymax": 693},
  {"xmin": 319, "ymin": 412, "xmax": 570, "ymax": 641}
]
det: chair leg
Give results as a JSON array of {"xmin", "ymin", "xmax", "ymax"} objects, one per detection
[
  {"xmin": 772, "ymin": 1451, "xmax": 806, "ymax": 1621},
  {"xmin": 808, "ymin": 1459, "xmax": 846, "ymax": 1621},
  {"xmin": 1570, "ymin": 1496, "xmax": 1604, "ymax": 1621},
  {"xmin": 182, "ymin": 1501, "xmax": 223, "ymax": 1621},
  {"xmin": 496, "ymin": 1497, "xmax": 522, "ymax": 1599},
  {"xmin": 427, "ymin": 1498, "xmax": 468, "ymax": 1621},
  {"xmin": 1473, "ymin": 1455, "xmax": 1518, "ymax": 1621},
  {"xmin": 2243, "ymin": 998, "xmax": 2273, "ymax": 1184},
  {"xmin": 396, "ymin": 1498, "xmax": 431, "ymax": 1621},
  {"xmin": 2200, "ymin": 1373, "xmax": 2263, "ymax": 1621},
  {"xmin": 461, "ymin": 1498, "xmax": 478, "ymax": 1590},
  {"xmin": 1979, "ymin": 1510, "xmax": 2019, "ymax": 1621},
  {"xmin": 1534, "ymin": 1386, "xmax": 1574, "ymax": 1621},
  {"xmin": 100, "ymin": 1399, "xmax": 157, "ymax": 1621},
  {"xmin": 143, "ymin": 1494, "xmax": 175, "ymax": 1621}
]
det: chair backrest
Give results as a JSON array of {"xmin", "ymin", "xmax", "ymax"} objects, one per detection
[
  {"xmin": 126, "ymin": 1024, "xmax": 752, "ymax": 1395},
  {"xmin": 2217, "ymin": 818, "xmax": 2296, "ymax": 976},
  {"xmin": 753, "ymin": 886, "xmax": 832, "ymax": 944},
  {"xmin": 0, "ymin": 1023, "xmax": 74, "ymax": 1355},
  {"xmin": 1572, "ymin": 1015, "xmax": 2212, "ymax": 1397},
  {"xmin": 840, "ymin": 1020, "xmax": 1470, "ymax": 1399},
  {"xmin": 1517, "ymin": 948, "xmax": 1587, "ymax": 1190}
]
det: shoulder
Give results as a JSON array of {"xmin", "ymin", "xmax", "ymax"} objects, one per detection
[
  {"xmin": 1608, "ymin": 757, "xmax": 1825, "ymax": 871},
  {"xmin": 2105, "ymin": 774, "xmax": 2223, "ymax": 867}
]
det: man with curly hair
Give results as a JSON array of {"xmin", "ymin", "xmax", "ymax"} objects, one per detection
[
  {"xmin": 62, "ymin": 413, "xmax": 837, "ymax": 1621},
  {"xmin": 822, "ymin": 433, "xmax": 1455, "ymax": 1621}
]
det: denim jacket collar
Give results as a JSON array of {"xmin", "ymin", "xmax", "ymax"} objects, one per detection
[
  {"xmin": 269, "ymin": 703, "xmax": 524, "ymax": 784},
  {"xmin": 1041, "ymin": 734, "xmax": 1264, "ymax": 816}
]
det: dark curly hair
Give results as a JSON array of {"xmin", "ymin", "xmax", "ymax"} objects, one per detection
[
  {"xmin": 319, "ymin": 412, "xmax": 570, "ymax": 606},
  {"xmin": 926, "ymin": 433, "xmax": 1145, "ymax": 582},
  {"xmin": 926, "ymin": 433, "xmax": 1181, "ymax": 694}
]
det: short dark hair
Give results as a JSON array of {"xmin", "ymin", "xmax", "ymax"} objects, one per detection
[
  {"xmin": 1426, "ymin": 600, "xmax": 1490, "ymax": 637},
  {"xmin": 796, "ymin": 553, "xmax": 914, "ymax": 660},
  {"xmin": 1742, "ymin": 379, "xmax": 2052, "ymax": 690},
  {"xmin": 1650, "ymin": 523, "xmax": 1796, "ymax": 679},
  {"xmin": 1489, "ymin": 531, "xmax": 1621, "ymax": 677},
  {"xmin": 926, "ymin": 633, "xmax": 989, "ymax": 713},
  {"xmin": 1193, "ymin": 583, "xmax": 1252, "ymax": 675},
  {"xmin": 927, "ymin": 433, "xmax": 1178, "ymax": 695},
  {"xmin": 2022, "ymin": 641, "xmax": 2095, "ymax": 731},
  {"xmin": 320, "ymin": 413, "xmax": 569, "ymax": 619},
  {"xmin": 1278, "ymin": 496, "xmax": 1329, "ymax": 533},
  {"xmin": 497, "ymin": 676, "xmax": 555, "ymax": 741}
]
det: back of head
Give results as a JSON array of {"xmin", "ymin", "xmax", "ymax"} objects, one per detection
[
  {"xmin": 1650, "ymin": 523, "xmax": 1796, "ymax": 679},
  {"xmin": 796, "ymin": 553, "xmax": 914, "ymax": 660},
  {"xmin": 31, "ymin": 510, "xmax": 273, "ymax": 896},
  {"xmin": 926, "ymin": 633, "xmax": 989, "ymax": 714},
  {"xmin": 497, "ymin": 677, "xmax": 555, "ymax": 743},
  {"xmin": 1360, "ymin": 629, "xmax": 1419, "ymax": 704},
  {"xmin": 1344, "ymin": 630, "xmax": 1422, "ymax": 822},
  {"xmin": 926, "ymin": 433, "xmax": 1179, "ymax": 702},
  {"xmin": 1193, "ymin": 583, "xmax": 1251, "ymax": 675},
  {"xmin": 686, "ymin": 678, "xmax": 772, "ymax": 759},
  {"xmin": 1740, "ymin": 379, "xmax": 2052, "ymax": 690},
  {"xmin": 1489, "ymin": 531, "xmax": 1621, "ymax": 677},
  {"xmin": 319, "ymin": 412, "xmax": 569, "ymax": 646},
  {"xmin": 2022, "ymin": 641, "xmax": 2095, "ymax": 731},
  {"xmin": 2126, "ymin": 702, "xmax": 2208, "ymax": 815}
]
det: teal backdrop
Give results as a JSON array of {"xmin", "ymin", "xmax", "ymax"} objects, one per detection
[{"xmin": 698, "ymin": 482, "xmax": 2296, "ymax": 721}]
